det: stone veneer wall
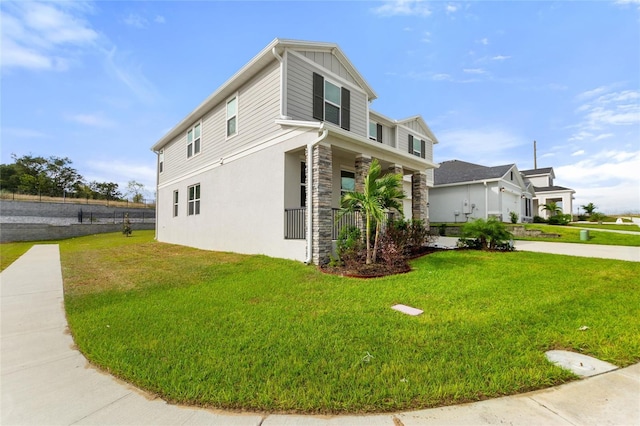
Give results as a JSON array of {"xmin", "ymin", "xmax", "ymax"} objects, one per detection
[
  {"xmin": 412, "ymin": 172, "xmax": 428, "ymax": 223},
  {"xmin": 312, "ymin": 143, "xmax": 333, "ymax": 265}
]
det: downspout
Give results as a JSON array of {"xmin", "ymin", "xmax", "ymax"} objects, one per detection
[
  {"xmin": 153, "ymin": 149, "xmax": 160, "ymax": 241},
  {"xmin": 305, "ymin": 125, "xmax": 328, "ymax": 264},
  {"xmin": 271, "ymin": 47, "xmax": 289, "ymax": 120},
  {"xmin": 484, "ymin": 181, "xmax": 489, "ymax": 219}
]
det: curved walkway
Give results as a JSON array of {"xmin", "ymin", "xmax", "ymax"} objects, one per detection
[{"xmin": 2, "ymin": 245, "xmax": 639, "ymax": 425}]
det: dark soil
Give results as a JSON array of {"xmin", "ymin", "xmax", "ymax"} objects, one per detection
[{"xmin": 321, "ymin": 246, "xmax": 448, "ymax": 278}]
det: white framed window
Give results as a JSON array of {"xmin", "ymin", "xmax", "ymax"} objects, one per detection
[
  {"xmin": 341, "ymin": 170, "xmax": 355, "ymax": 197},
  {"xmin": 226, "ymin": 96, "xmax": 237, "ymax": 137},
  {"xmin": 187, "ymin": 122, "xmax": 201, "ymax": 158},
  {"xmin": 159, "ymin": 149, "xmax": 164, "ymax": 173},
  {"xmin": 300, "ymin": 162, "xmax": 307, "ymax": 207},
  {"xmin": 369, "ymin": 121, "xmax": 377, "ymax": 140},
  {"xmin": 313, "ymin": 73, "xmax": 350, "ymax": 131},
  {"xmin": 408, "ymin": 135, "xmax": 425, "ymax": 158},
  {"xmin": 173, "ymin": 190, "xmax": 179, "ymax": 217},
  {"xmin": 188, "ymin": 184, "xmax": 200, "ymax": 216}
]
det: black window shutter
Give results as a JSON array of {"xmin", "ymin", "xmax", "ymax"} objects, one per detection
[
  {"xmin": 340, "ymin": 87, "xmax": 350, "ymax": 131},
  {"xmin": 421, "ymin": 140, "xmax": 426, "ymax": 159},
  {"xmin": 408, "ymin": 135, "xmax": 414, "ymax": 154},
  {"xmin": 312, "ymin": 73, "xmax": 324, "ymax": 121},
  {"xmin": 376, "ymin": 123, "xmax": 383, "ymax": 143}
]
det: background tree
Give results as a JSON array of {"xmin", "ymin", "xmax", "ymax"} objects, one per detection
[
  {"xmin": 582, "ymin": 202, "xmax": 597, "ymax": 216},
  {"xmin": 126, "ymin": 180, "xmax": 145, "ymax": 203},
  {"xmin": 542, "ymin": 201, "xmax": 562, "ymax": 217}
]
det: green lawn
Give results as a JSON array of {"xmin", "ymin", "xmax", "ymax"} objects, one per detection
[
  {"xmin": 570, "ymin": 223, "xmax": 640, "ymax": 232},
  {"xmin": 37, "ymin": 231, "xmax": 639, "ymax": 414},
  {"xmin": 517, "ymin": 224, "xmax": 640, "ymax": 246}
]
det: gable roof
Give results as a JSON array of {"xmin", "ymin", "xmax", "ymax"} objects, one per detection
[
  {"xmin": 434, "ymin": 160, "xmax": 514, "ymax": 185},
  {"xmin": 397, "ymin": 115, "xmax": 440, "ymax": 144},
  {"xmin": 521, "ymin": 167, "xmax": 555, "ymax": 179},
  {"xmin": 534, "ymin": 185, "xmax": 575, "ymax": 193},
  {"xmin": 151, "ymin": 38, "xmax": 376, "ymax": 152}
]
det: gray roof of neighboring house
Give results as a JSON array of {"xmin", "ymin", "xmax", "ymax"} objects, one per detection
[
  {"xmin": 534, "ymin": 185, "xmax": 575, "ymax": 193},
  {"xmin": 521, "ymin": 167, "xmax": 554, "ymax": 176},
  {"xmin": 434, "ymin": 160, "xmax": 514, "ymax": 186}
]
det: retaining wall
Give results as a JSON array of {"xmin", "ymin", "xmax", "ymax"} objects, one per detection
[{"xmin": 0, "ymin": 223, "xmax": 155, "ymax": 243}]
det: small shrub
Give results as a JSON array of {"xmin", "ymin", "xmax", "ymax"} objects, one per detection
[
  {"xmin": 509, "ymin": 211, "xmax": 519, "ymax": 224},
  {"xmin": 385, "ymin": 219, "xmax": 433, "ymax": 256},
  {"xmin": 438, "ymin": 223, "xmax": 447, "ymax": 236},
  {"xmin": 456, "ymin": 238, "xmax": 483, "ymax": 250},
  {"xmin": 548, "ymin": 214, "xmax": 571, "ymax": 225},
  {"xmin": 460, "ymin": 217, "xmax": 513, "ymax": 250},
  {"xmin": 378, "ymin": 233, "xmax": 407, "ymax": 269},
  {"xmin": 122, "ymin": 213, "xmax": 132, "ymax": 237},
  {"xmin": 533, "ymin": 215, "xmax": 547, "ymax": 223},
  {"xmin": 336, "ymin": 225, "xmax": 363, "ymax": 268},
  {"xmin": 589, "ymin": 212, "xmax": 606, "ymax": 224}
]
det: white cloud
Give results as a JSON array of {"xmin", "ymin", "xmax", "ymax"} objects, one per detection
[
  {"xmin": 104, "ymin": 47, "xmax": 160, "ymax": 104},
  {"xmin": 86, "ymin": 160, "xmax": 156, "ymax": 190},
  {"xmin": 463, "ymin": 68, "xmax": 485, "ymax": 74},
  {"xmin": 446, "ymin": 3, "xmax": 459, "ymax": 13},
  {"xmin": 1, "ymin": 1, "xmax": 98, "ymax": 71},
  {"xmin": 556, "ymin": 149, "xmax": 640, "ymax": 214},
  {"xmin": 491, "ymin": 55, "xmax": 511, "ymax": 61},
  {"xmin": 123, "ymin": 13, "xmax": 148, "ymax": 29},
  {"xmin": 432, "ymin": 73, "xmax": 452, "ymax": 81},
  {"xmin": 1, "ymin": 127, "xmax": 50, "ymax": 139},
  {"xmin": 154, "ymin": 15, "xmax": 166, "ymax": 24},
  {"xmin": 436, "ymin": 128, "xmax": 527, "ymax": 165},
  {"xmin": 477, "ymin": 37, "xmax": 489, "ymax": 45},
  {"xmin": 569, "ymin": 87, "xmax": 640, "ymax": 142},
  {"xmin": 372, "ymin": 0, "xmax": 432, "ymax": 17},
  {"xmin": 571, "ymin": 150, "xmax": 585, "ymax": 156},
  {"xmin": 421, "ymin": 31, "xmax": 432, "ymax": 43},
  {"xmin": 66, "ymin": 113, "xmax": 115, "ymax": 127}
]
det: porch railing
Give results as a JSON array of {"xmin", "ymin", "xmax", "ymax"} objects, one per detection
[{"xmin": 284, "ymin": 208, "xmax": 369, "ymax": 240}]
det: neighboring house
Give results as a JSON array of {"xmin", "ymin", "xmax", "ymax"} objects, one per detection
[
  {"xmin": 520, "ymin": 167, "xmax": 575, "ymax": 219},
  {"xmin": 429, "ymin": 160, "xmax": 535, "ymax": 223},
  {"xmin": 151, "ymin": 39, "xmax": 438, "ymax": 265}
]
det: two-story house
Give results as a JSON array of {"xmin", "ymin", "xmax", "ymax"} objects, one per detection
[
  {"xmin": 520, "ymin": 167, "xmax": 575, "ymax": 219},
  {"xmin": 429, "ymin": 160, "xmax": 535, "ymax": 223},
  {"xmin": 151, "ymin": 39, "xmax": 439, "ymax": 265}
]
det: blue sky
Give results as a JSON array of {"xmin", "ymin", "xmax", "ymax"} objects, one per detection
[{"xmin": 2, "ymin": 0, "xmax": 639, "ymax": 213}]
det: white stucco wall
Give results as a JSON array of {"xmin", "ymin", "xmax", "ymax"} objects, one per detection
[{"xmin": 156, "ymin": 130, "xmax": 315, "ymax": 262}]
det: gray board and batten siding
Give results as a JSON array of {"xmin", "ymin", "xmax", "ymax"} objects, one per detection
[{"xmin": 286, "ymin": 50, "xmax": 368, "ymax": 139}]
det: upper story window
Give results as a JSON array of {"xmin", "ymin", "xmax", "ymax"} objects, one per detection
[
  {"xmin": 408, "ymin": 135, "xmax": 426, "ymax": 159},
  {"xmin": 187, "ymin": 123, "xmax": 201, "ymax": 158},
  {"xmin": 312, "ymin": 72, "xmax": 350, "ymax": 131},
  {"xmin": 369, "ymin": 121, "xmax": 382, "ymax": 142},
  {"xmin": 188, "ymin": 184, "xmax": 201, "ymax": 215},
  {"xmin": 226, "ymin": 96, "xmax": 237, "ymax": 137},
  {"xmin": 159, "ymin": 149, "xmax": 164, "ymax": 173}
]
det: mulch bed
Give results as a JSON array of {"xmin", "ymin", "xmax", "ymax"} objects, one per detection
[{"xmin": 320, "ymin": 246, "xmax": 449, "ymax": 278}]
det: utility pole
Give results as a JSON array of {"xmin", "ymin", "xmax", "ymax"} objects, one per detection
[{"xmin": 533, "ymin": 140, "xmax": 537, "ymax": 169}]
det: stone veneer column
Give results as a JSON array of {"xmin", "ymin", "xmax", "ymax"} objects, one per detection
[
  {"xmin": 355, "ymin": 155, "xmax": 372, "ymax": 193},
  {"xmin": 388, "ymin": 164, "xmax": 403, "ymax": 176},
  {"xmin": 412, "ymin": 172, "xmax": 428, "ymax": 224},
  {"xmin": 354, "ymin": 155, "xmax": 372, "ymax": 236},
  {"xmin": 312, "ymin": 143, "xmax": 333, "ymax": 265}
]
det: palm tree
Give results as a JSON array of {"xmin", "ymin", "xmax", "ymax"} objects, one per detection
[
  {"xmin": 582, "ymin": 202, "xmax": 597, "ymax": 216},
  {"xmin": 340, "ymin": 159, "xmax": 405, "ymax": 264},
  {"xmin": 542, "ymin": 201, "xmax": 562, "ymax": 217}
]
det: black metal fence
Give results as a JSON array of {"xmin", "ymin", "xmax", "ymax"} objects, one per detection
[
  {"xmin": 284, "ymin": 208, "xmax": 362, "ymax": 240},
  {"xmin": 77, "ymin": 209, "xmax": 155, "ymax": 224}
]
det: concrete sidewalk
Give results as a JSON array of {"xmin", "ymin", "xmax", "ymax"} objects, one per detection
[
  {"xmin": 435, "ymin": 236, "xmax": 640, "ymax": 262},
  {"xmin": 2, "ymin": 245, "xmax": 639, "ymax": 425}
]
